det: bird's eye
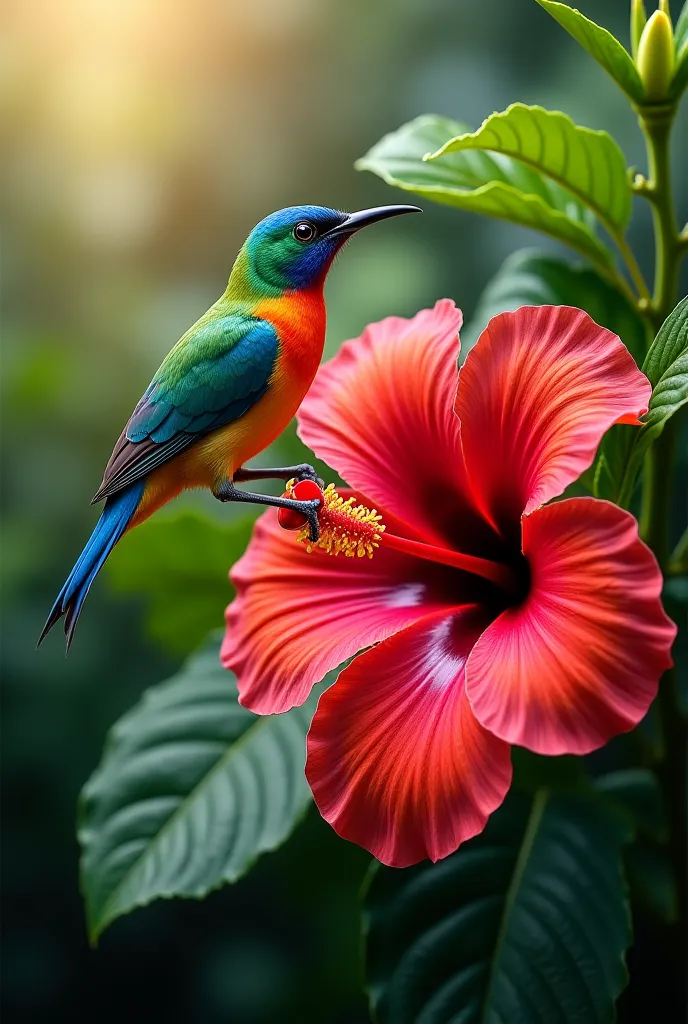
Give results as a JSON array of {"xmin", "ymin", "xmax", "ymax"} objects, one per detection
[{"xmin": 293, "ymin": 221, "xmax": 317, "ymax": 243}]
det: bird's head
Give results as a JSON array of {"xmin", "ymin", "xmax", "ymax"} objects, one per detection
[{"xmin": 236, "ymin": 204, "xmax": 421, "ymax": 295}]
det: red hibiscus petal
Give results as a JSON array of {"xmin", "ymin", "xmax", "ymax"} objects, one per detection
[
  {"xmin": 297, "ymin": 300, "xmax": 491, "ymax": 550},
  {"xmin": 456, "ymin": 306, "xmax": 651, "ymax": 532},
  {"xmin": 306, "ymin": 611, "xmax": 512, "ymax": 867},
  {"xmin": 465, "ymin": 498, "xmax": 676, "ymax": 755},
  {"xmin": 222, "ymin": 506, "xmax": 464, "ymax": 715}
]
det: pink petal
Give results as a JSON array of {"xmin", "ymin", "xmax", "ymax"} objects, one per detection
[
  {"xmin": 455, "ymin": 306, "xmax": 651, "ymax": 531},
  {"xmin": 297, "ymin": 300, "xmax": 491, "ymax": 550},
  {"xmin": 465, "ymin": 498, "xmax": 676, "ymax": 755},
  {"xmin": 306, "ymin": 612, "xmax": 512, "ymax": 867},
  {"xmin": 222, "ymin": 506, "xmax": 464, "ymax": 715}
]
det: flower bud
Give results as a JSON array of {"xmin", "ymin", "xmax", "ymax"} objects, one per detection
[
  {"xmin": 631, "ymin": 0, "xmax": 647, "ymax": 59},
  {"xmin": 636, "ymin": 10, "xmax": 675, "ymax": 100}
]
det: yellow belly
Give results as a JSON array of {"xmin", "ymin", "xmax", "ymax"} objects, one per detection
[{"xmin": 129, "ymin": 383, "xmax": 297, "ymax": 527}]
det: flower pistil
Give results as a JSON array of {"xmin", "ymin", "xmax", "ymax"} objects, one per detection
[{"xmin": 292, "ymin": 482, "xmax": 385, "ymax": 558}]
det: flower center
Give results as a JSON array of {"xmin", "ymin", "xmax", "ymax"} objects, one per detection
[
  {"xmin": 292, "ymin": 482, "xmax": 521, "ymax": 596},
  {"xmin": 297, "ymin": 483, "xmax": 385, "ymax": 558}
]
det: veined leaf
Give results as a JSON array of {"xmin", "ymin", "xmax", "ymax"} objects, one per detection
[
  {"xmin": 461, "ymin": 248, "xmax": 646, "ymax": 363},
  {"xmin": 356, "ymin": 115, "xmax": 615, "ymax": 273},
  {"xmin": 364, "ymin": 787, "xmax": 632, "ymax": 1024},
  {"xmin": 80, "ymin": 633, "xmax": 331, "ymax": 941},
  {"xmin": 106, "ymin": 510, "xmax": 254, "ymax": 655},
  {"xmin": 426, "ymin": 104, "xmax": 631, "ymax": 232},
  {"xmin": 598, "ymin": 298, "xmax": 688, "ymax": 507},
  {"xmin": 593, "ymin": 425, "xmax": 642, "ymax": 505},
  {"xmin": 644, "ymin": 294, "xmax": 688, "ymax": 385},
  {"xmin": 534, "ymin": 0, "xmax": 644, "ymax": 102}
]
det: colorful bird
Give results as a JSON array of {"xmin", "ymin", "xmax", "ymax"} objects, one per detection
[{"xmin": 40, "ymin": 203, "xmax": 420, "ymax": 649}]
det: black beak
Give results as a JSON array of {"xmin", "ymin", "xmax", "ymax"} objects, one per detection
[{"xmin": 321, "ymin": 204, "xmax": 421, "ymax": 239}]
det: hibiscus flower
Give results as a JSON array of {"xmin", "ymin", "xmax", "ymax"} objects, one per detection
[{"xmin": 221, "ymin": 300, "xmax": 675, "ymax": 867}]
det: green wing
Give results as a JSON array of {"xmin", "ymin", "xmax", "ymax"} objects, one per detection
[{"xmin": 93, "ymin": 315, "xmax": 279, "ymax": 502}]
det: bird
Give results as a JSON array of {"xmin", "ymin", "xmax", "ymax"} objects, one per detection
[{"xmin": 39, "ymin": 203, "xmax": 421, "ymax": 650}]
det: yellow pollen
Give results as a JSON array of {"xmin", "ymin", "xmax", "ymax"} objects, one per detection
[{"xmin": 298, "ymin": 483, "xmax": 385, "ymax": 558}]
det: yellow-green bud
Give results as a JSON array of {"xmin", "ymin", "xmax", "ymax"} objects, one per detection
[
  {"xmin": 631, "ymin": 0, "xmax": 648, "ymax": 59},
  {"xmin": 636, "ymin": 10, "xmax": 675, "ymax": 100},
  {"xmin": 658, "ymin": 0, "xmax": 670, "ymax": 15}
]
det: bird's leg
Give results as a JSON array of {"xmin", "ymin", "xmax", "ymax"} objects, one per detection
[
  {"xmin": 233, "ymin": 463, "xmax": 323, "ymax": 486},
  {"xmin": 213, "ymin": 479, "xmax": 321, "ymax": 542}
]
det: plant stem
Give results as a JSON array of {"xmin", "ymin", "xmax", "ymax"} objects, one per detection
[
  {"xmin": 639, "ymin": 418, "xmax": 676, "ymax": 566},
  {"xmin": 636, "ymin": 100, "xmax": 686, "ymax": 942},
  {"xmin": 614, "ymin": 230, "xmax": 651, "ymax": 304},
  {"xmin": 638, "ymin": 102, "xmax": 679, "ymax": 550},
  {"xmin": 638, "ymin": 105, "xmax": 680, "ymax": 330}
]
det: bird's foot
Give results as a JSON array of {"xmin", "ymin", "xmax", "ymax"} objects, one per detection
[
  {"xmin": 212, "ymin": 481, "xmax": 235, "ymax": 502},
  {"xmin": 291, "ymin": 463, "xmax": 324, "ymax": 488},
  {"xmin": 300, "ymin": 498, "xmax": 321, "ymax": 543},
  {"xmin": 212, "ymin": 479, "xmax": 321, "ymax": 541}
]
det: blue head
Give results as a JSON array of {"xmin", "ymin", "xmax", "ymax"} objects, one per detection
[{"xmin": 234, "ymin": 204, "xmax": 421, "ymax": 296}]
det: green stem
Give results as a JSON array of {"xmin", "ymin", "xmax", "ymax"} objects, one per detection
[
  {"xmin": 638, "ymin": 104, "xmax": 679, "ymax": 550},
  {"xmin": 636, "ymin": 101, "xmax": 687, "ymax": 943},
  {"xmin": 613, "ymin": 230, "xmax": 652, "ymax": 304},
  {"xmin": 638, "ymin": 106, "xmax": 680, "ymax": 331},
  {"xmin": 639, "ymin": 417, "xmax": 676, "ymax": 567}
]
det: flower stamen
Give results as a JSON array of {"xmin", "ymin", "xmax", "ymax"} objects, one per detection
[{"xmin": 297, "ymin": 483, "xmax": 385, "ymax": 558}]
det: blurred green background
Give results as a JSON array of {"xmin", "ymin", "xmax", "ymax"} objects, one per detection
[{"xmin": 1, "ymin": 1, "xmax": 686, "ymax": 1021}]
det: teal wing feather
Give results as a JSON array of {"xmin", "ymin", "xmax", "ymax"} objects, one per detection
[{"xmin": 93, "ymin": 315, "xmax": 279, "ymax": 502}]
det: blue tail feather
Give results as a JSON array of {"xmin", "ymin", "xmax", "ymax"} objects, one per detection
[{"xmin": 39, "ymin": 482, "xmax": 145, "ymax": 650}]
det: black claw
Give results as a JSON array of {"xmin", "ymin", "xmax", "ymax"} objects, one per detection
[
  {"xmin": 294, "ymin": 464, "xmax": 320, "ymax": 484},
  {"xmin": 213, "ymin": 483, "xmax": 233, "ymax": 502},
  {"xmin": 307, "ymin": 515, "xmax": 320, "ymax": 543},
  {"xmin": 299, "ymin": 498, "xmax": 321, "ymax": 542}
]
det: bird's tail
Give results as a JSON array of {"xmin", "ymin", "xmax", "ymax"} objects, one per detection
[{"xmin": 39, "ymin": 481, "xmax": 145, "ymax": 651}]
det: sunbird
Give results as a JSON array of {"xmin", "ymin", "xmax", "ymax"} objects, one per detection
[{"xmin": 40, "ymin": 203, "xmax": 420, "ymax": 649}]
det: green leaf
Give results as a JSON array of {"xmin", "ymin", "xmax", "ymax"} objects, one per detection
[
  {"xmin": 461, "ymin": 248, "xmax": 646, "ymax": 363},
  {"xmin": 534, "ymin": 0, "xmax": 644, "ymax": 102},
  {"xmin": 593, "ymin": 425, "xmax": 642, "ymax": 504},
  {"xmin": 643, "ymin": 294, "xmax": 688, "ymax": 385},
  {"xmin": 106, "ymin": 510, "xmax": 254, "ymax": 655},
  {"xmin": 364, "ymin": 788, "xmax": 632, "ymax": 1023},
  {"xmin": 80, "ymin": 633, "xmax": 330, "ymax": 941},
  {"xmin": 356, "ymin": 115, "xmax": 615, "ymax": 274},
  {"xmin": 427, "ymin": 103, "xmax": 632, "ymax": 232},
  {"xmin": 600, "ymin": 297, "xmax": 688, "ymax": 507},
  {"xmin": 671, "ymin": 2, "xmax": 688, "ymax": 98}
]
